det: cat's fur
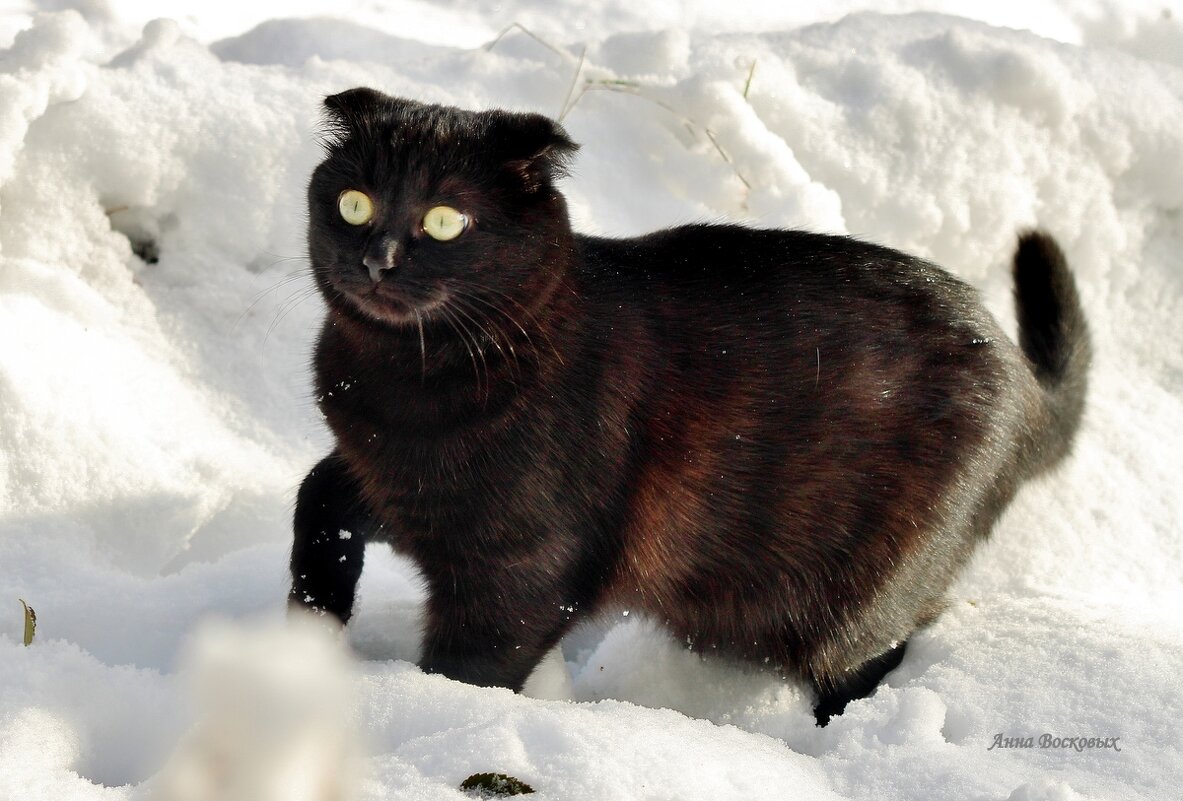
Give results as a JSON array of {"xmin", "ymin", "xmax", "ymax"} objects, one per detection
[{"xmin": 289, "ymin": 88, "xmax": 1090, "ymax": 724}]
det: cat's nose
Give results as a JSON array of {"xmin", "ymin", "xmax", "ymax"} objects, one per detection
[{"xmin": 363, "ymin": 237, "xmax": 399, "ymax": 283}]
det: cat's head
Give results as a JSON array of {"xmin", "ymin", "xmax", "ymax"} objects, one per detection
[{"xmin": 307, "ymin": 88, "xmax": 578, "ymax": 328}]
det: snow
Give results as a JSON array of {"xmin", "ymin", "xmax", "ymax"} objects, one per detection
[{"xmin": 0, "ymin": 1, "xmax": 1180, "ymax": 799}]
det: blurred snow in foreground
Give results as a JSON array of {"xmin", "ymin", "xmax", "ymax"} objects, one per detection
[{"xmin": 151, "ymin": 616, "xmax": 359, "ymax": 801}]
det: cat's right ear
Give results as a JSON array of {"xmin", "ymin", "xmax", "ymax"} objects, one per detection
[
  {"xmin": 320, "ymin": 87, "xmax": 390, "ymax": 147},
  {"xmin": 324, "ymin": 88, "xmax": 388, "ymax": 121}
]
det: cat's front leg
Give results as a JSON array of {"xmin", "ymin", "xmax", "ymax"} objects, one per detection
[
  {"xmin": 289, "ymin": 452, "xmax": 370, "ymax": 624},
  {"xmin": 417, "ymin": 569, "xmax": 578, "ymax": 691}
]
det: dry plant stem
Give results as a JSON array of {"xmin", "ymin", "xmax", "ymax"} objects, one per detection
[
  {"xmin": 743, "ymin": 60, "xmax": 757, "ymax": 100},
  {"xmin": 484, "ymin": 22, "xmax": 570, "ymax": 60},
  {"xmin": 481, "ymin": 21, "xmax": 754, "ymax": 190},
  {"xmin": 557, "ymin": 45, "xmax": 588, "ymax": 122},
  {"xmin": 570, "ymin": 83, "xmax": 753, "ymax": 190}
]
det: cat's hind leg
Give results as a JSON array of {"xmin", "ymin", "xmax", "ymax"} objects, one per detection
[
  {"xmin": 811, "ymin": 640, "xmax": 908, "ymax": 726},
  {"xmin": 289, "ymin": 452, "xmax": 370, "ymax": 625}
]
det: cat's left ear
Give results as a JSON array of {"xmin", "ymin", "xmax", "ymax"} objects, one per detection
[{"xmin": 489, "ymin": 112, "xmax": 579, "ymax": 192}]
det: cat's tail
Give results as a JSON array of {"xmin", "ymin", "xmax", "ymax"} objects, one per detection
[{"xmin": 1011, "ymin": 230, "xmax": 1091, "ymax": 474}]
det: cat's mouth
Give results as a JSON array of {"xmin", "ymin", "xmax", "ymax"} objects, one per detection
[{"xmin": 340, "ymin": 281, "xmax": 449, "ymax": 325}]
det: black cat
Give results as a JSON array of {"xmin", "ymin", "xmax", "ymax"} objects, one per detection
[{"xmin": 289, "ymin": 88, "xmax": 1090, "ymax": 725}]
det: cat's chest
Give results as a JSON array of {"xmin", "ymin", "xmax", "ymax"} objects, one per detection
[
  {"xmin": 318, "ymin": 350, "xmax": 538, "ymax": 513},
  {"xmin": 329, "ymin": 399, "xmax": 515, "ymax": 543},
  {"xmin": 323, "ymin": 376, "xmax": 513, "ymax": 479}
]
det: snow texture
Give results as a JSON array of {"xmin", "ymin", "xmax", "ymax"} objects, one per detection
[{"xmin": 1, "ymin": 1, "xmax": 1180, "ymax": 799}]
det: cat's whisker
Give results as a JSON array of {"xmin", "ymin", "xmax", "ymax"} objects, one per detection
[
  {"xmin": 450, "ymin": 287, "xmax": 532, "ymax": 347},
  {"xmin": 258, "ymin": 252, "xmax": 312, "ymax": 272},
  {"xmin": 264, "ymin": 289, "xmax": 312, "ymax": 342},
  {"xmin": 235, "ymin": 266, "xmax": 316, "ymax": 334},
  {"xmin": 464, "ymin": 284, "xmax": 560, "ymax": 366},
  {"xmin": 413, "ymin": 309, "xmax": 427, "ymax": 385},
  {"xmin": 480, "ymin": 286, "xmax": 567, "ymax": 369},
  {"xmin": 446, "ymin": 293, "xmax": 523, "ymax": 384},
  {"xmin": 446, "ymin": 287, "xmax": 530, "ymax": 375},
  {"xmin": 437, "ymin": 303, "xmax": 487, "ymax": 402},
  {"xmin": 264, "ymin": 285, "xmax": 321, "ymax": 349},
  {"xmin": 453, "ymin": 306, "xmax": 495, "ymax": 404}
]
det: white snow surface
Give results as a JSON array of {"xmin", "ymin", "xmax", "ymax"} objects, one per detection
[{"xmin": 1, "ymin": 1, "xmax": 1181, "ymax": 799}]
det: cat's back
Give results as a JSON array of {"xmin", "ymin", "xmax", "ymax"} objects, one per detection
[
  {"xmin": 574, "ymin": 224, "xmax": 1001, "ymax": 362},
  {"xmin": 576, "ymin": 224, "xmax": 978, "ymax": 312}
]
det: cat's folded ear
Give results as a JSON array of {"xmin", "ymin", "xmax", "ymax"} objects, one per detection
[
  {"xmin": 319, "ymin": 87, "xmax": 402, "ymax": 146},
  {"xmin": 324, "ymin": 87, "xmax": 389, "ymax": 120},
  {"xmin": 488, "ymin": 111, "xmax": 579, "ymax": 192}
]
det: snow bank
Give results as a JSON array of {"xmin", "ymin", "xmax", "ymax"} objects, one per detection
[{"xmin": 0, "ymin": 2, "xmax": 1179, "ymax": 800}]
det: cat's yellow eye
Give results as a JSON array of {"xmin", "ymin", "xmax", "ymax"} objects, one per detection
[
  {"xmin": 338, "ymin": 190, "xmax": 374, "ymax": 225},
  {"xmin": 422, "ymin": 206, "xmax": 468, "ymax": 241}
]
